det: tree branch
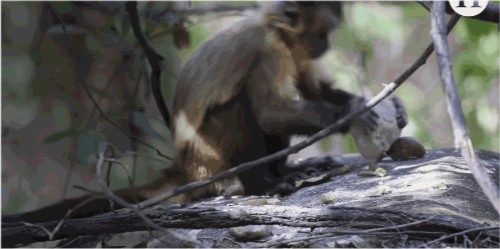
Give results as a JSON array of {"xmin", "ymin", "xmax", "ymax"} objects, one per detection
[
  {"xmin": 2, "ymin": 203, "xmax": 496, "ymax": 247},
  {"xmin": 418, "ymin": 1, "xmax": 499, "ymax": 24},
  {"xmin": 431, "ymin": 1, "xmax": 500, "ymax": 214},
  {"xmin": 126, "ymin": 1, "xmax": 172, "ymax": 129}
]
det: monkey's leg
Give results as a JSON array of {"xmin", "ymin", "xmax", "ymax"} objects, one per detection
[{"xmin": 234, "ymin": 134, "xmax": 292, "ymax": 195}]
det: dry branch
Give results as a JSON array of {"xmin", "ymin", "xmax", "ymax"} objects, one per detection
[
  {"xmin": 3, "ymin": 149, "xmax": 498, "ymax": 247},
  {"xmin": 2, "ymin": 203, "xmax": 496, "ymax": 247},
  {"xmin": 431, "ymin": 1, "xmax": 500, "ymax": 214},
  {"xmin": 126, "ymin": 1, "xmax": 171, "ymax": 129}
]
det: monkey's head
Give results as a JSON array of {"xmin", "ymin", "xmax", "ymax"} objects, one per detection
[{"xmin": 265, "ymin": 1, "xmax": 343, "ymax": 59}]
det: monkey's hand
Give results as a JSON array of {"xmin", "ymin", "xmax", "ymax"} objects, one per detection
[
  {"xmin": 391, "ymin": 97, "xmax": 408, "ymax": 129},
  {"xmin": 349, "ymin": 96, "xmax": 379, "ymax": 132}
]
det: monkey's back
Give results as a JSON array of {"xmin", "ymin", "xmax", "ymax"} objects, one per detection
[{"xmin": 170, "ymin": 16, "xmax": 280, "ymax": 199}]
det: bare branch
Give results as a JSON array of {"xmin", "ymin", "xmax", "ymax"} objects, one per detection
[
  {"xmin": 3, "ymin": 203, "xmax": 496, "ymax": 247},
  {"xmin": 49, "ymin": 5, "xmax": 172, "ymax": 161},
  {"xmin": 431, "ymin": 1, "xmax": 500, "ymax": 214},
  {"xmin": 418, "ymin": 1, "xmax": 499, "ymax": 23},
  {"xmin": 268, "ymin": 218, "xmax": 433, "ymax": 247},
  {"xmin": 126, "ymin": 1, "xmax": 172, "ymax": 129},
  {"xmin": 425, "ymin": 226, "xmax": 499, "ymax": 247}
]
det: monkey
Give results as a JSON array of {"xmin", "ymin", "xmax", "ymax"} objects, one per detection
[
  {"xmin": 168, "ymin": 1, "xmax": 386, "ymax": 201},
  {"xmin": 1, "ymin": 2, "xmax": 407, "ymax": 225}
]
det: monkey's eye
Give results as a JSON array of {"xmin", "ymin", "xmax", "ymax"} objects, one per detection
[{"xmin": 284, "ymin": 11, "xmax": 298, "ymax": 24}]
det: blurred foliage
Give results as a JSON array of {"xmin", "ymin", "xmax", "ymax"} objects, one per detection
[
  {"xmin": 2, "ymin": 1, "xmax": 181, "ymax": 214},
  {"xmin": 452, "ymin": 17, "xmax": 499, "ymax": 151},
  {"xmin": 320, "ymin": 2, "xmax": 499, "ymax": 154}
]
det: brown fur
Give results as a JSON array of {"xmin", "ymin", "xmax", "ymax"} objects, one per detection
[{"xmin": 169, "ymin": 2, "xmax": 373, "ymax": 201}]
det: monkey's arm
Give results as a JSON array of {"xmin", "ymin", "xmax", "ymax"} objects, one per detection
[{"xmin": 246, "ymin": 57, "xmax": 342, "ymax": 135}]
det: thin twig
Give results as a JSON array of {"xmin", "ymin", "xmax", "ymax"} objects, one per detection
[
  {"xmin": 268, "ymin": 218, "xmax": 432, "ymax": 247},
  {"xmin": 425, "ymin": 226, "xmax": 499, "ymax": 246},
  {"xmin": 127, "ymin": 72, "xmax": 143, "ymax": 187},
  {"xmin": 104, "ymin": 146, "xmax": 140, "ymax": 206},
  {"xmin": 82, "ymin": 76, "xmax": 173, "ymax": 160},
  {"xmin": 50, "ymin": 196, "xmax": 103, "ymax": 239},
  {"xmin": 431, "ymin": 1, "xmax": 500, "ymax": 214},
  {"xmin": 20, "ymin": 222, "xmax": 53, "ymax": 241},
  {"xmin": 48, "ymin": 6, "xmax": 172, "ymax": 161},
  {"xmin": 95, "ymin": 143, "xmax": 204, "ymax": 247}
]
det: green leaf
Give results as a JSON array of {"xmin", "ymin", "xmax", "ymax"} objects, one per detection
[
  {"xmin": 50, "ymin": 2, "xmax": 73, "ymax": 14},
  {"xmin": 463, "ymin": 18, "xmax": 498, "ymax": 43},
  {"xmin": 29, "ymin": 49, "xmax": 42, "ymax": 63},
  {"xmin": 42, "ymin": 128, "xmax": 79, "ymax": 144},
  {"xmin": 461, "ymin": 64, "xmax": 489, "ymax": 78},
  {"xmin": 53, "ymin": 105, "xmax": 71, "ymax": 130}
]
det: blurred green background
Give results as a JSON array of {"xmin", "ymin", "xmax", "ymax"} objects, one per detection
[{"xmin": 2, "ymin": 1, "xmax": 498, "ymax": 221}]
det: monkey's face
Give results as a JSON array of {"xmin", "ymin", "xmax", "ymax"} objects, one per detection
[
  {"xmin": 300, "ymin": 25, "xmax": 331, "ymax": 59},
  {"xmin": 299, "ymin": 4, "xmax": 341, "ymax": 59}
]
